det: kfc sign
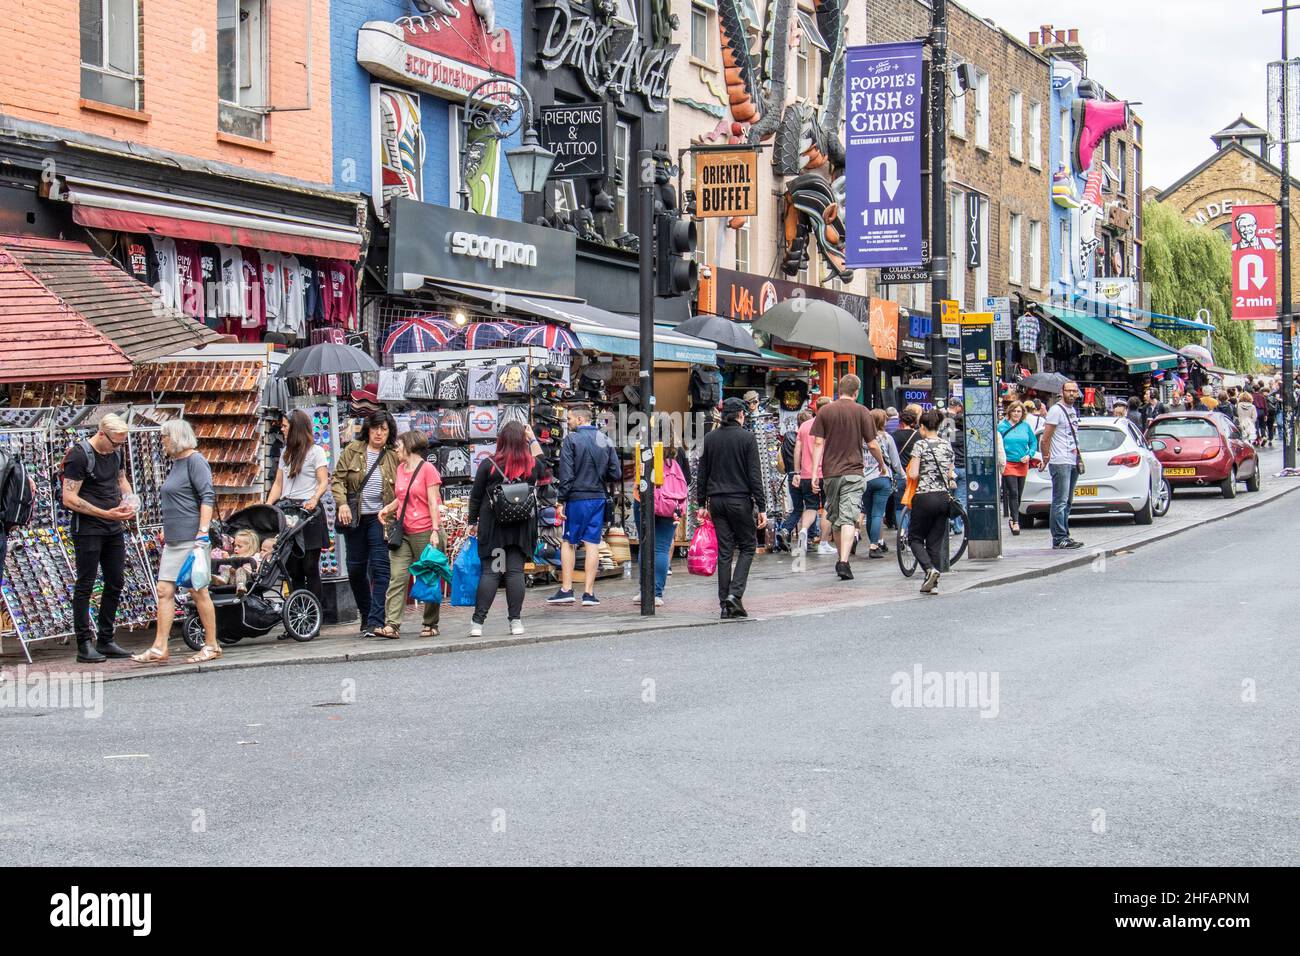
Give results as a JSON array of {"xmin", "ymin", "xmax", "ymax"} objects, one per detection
[{"xmin": 1231, "ymin": 204, "xmax": 1278, "ymax": 320}]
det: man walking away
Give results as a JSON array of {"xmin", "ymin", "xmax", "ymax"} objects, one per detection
[
  {"xmin": 549, "ymin": 404, "xmax": 621, "ymax": 607},
  {"xmin": 810, "ymin": 374, "xmax": 885, "ymax": 581},
  {"xmin": 62, "ymin": 413, "xmax": 137, "ymax": 662},
  {"xmin": 696, "ymin": 397, "xmax": 766, "ymax": 619},
  {"xmin": 1038, "ymin": 382, "xmax": 1084, "ymax": 550}
]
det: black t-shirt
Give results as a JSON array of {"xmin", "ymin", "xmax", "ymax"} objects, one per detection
[
  {"xmin": 775, "ymin": 379, "xmax": 810, "ymax": 411},
  {"xmin": 63, "ymin": 441, "xmax": 125, "ymax": 535}
]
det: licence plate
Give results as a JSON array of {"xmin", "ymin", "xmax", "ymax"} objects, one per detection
[
  {"xmin": 1074, "ymin": 486, "xmax": 1098, "ymax": 497},
  {"xmin": 1164, "ymin": 467, "xmax": 1196, "ymax": 477}
]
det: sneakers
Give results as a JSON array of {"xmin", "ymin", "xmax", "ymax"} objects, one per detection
[
  {"xmin": 469, "ymin": 622, "xmax": 484, "ymax": 637},
  {"xmin": 546, "ymin": 588, "xmax": 575, "ymax": 604},
  {"xmin": 581, "ymin": 592, "xmax": 600, "ymax": 606},
  {"xmin": 920, "ymin": 569, "xmax": 940, "ymax": 594},
  {"xmin": 633, "ymin": 593, "xmax": 664, "ymax": 606},
  {"xmin": 655, "ymin": 596, "xmax": 664, "ymax": 607},
  {"xmin": 509, "ymin": 619, "xmax": 524, "ymax": 636},
  {"xmin": 817, "ymin": 541, "xmax": 837, "ymax": 556},
  {"xmin": 1053, "ymin": 539, "xmax": 1084, "ymax": 550},
  {"xmin": 835, "ymin": 561, "xmax": 854, "ymax": 580},
  {"xmin": 867, "ymin": 546, "xmax": 884, "ymax": 559}
]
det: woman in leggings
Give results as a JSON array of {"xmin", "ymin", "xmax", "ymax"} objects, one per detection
[{"xmin": 905, "ymin": 407, "xmax": 957, "ymax": 596}]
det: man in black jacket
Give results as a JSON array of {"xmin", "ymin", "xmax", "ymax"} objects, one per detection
[{"xmin": 696, "ymin": 397, "xmax": 767, "ymax": 619}]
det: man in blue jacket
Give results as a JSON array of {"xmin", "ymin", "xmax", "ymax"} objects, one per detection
[{"xmin": 548, "ymin": 404, "xmax": 622, "ymax": 606}]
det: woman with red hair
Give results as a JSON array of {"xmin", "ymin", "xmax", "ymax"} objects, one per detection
[{"xmin": 466, "ymin": 420, "xmax": 548, "ymax": 636}]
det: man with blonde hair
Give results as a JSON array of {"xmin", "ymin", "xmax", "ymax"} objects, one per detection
[{"xmin": 62, "ymin": 412, "xmax": 137, "ymax": 663}]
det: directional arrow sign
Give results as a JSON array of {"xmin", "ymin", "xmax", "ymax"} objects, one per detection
[
  {"xmin": 1230, "ymin": 204, "xmax": 1278, "ymax": 320},
  {"xmin": 1239, "ymin": 254, "xmax": 1266, "ymax": 290},
  {"xmin": 868, "ymin": 155, "xmax": 901, "ymax": 203}
]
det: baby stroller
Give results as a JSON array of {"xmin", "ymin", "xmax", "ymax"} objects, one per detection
[{"xmin": 180, "ymin": 503, "xmax": 323, "ymax": 650}]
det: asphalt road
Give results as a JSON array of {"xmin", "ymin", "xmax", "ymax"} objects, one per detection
[{"xmin": 3, "ymin": 487, "xmax": 1297, "ymax": 866}]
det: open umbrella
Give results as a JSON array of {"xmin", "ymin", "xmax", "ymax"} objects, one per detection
[
  {"xmin": 1179, "ymin": 344, "xmax": 1214, "ymax": 366},
  {"xmin": 454, "ymin": 321, "xmax": 518, "ymax": 350},
  {"xmin": 1018, "ymin": 371, "xmax": 1069, "ymax": 394},
  {"xmin": 507, "ymin": 323, "xmax": 580, "ymax": 350},
  {"xmin": 275, "ymin": 342, "xmax": 380, "ymax": 379},
  {"xmin": 382, "ymin": 316, "xmax": 454, "ymax": 355},
  {"xmin": 675, "ymin": 314, "xmax": 763, "ymax": 355},
  {"xmin": 750, "ymin": 299, "xmax": 875, "ymax": 358}
]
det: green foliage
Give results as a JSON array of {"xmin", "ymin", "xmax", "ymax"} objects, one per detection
[{"xmin": 1141, "ymin": 200, "xmax": 1258, "ymax": 372}]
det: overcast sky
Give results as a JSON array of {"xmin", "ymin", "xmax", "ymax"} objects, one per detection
[{"xmin": 967, "ymin": 0, "xmax": 1283, "ymax": 189}]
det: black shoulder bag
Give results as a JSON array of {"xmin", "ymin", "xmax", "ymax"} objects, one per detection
[
  {"xmin": 344, "ymin": 447, "xmax": 388, "ymax": 531},
  {"xmin": 387, "ymin": 460, "xmax": 424, "ymax": 550},
  {"xmin": 1063, "ymin": 407, "xmax": 1086, "ymax": 475},
  {"xmin": 925, "ymin": 440, "xmax": 964, "ymax": 518}
]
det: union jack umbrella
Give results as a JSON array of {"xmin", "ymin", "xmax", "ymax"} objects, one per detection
[
  {"xmin": 507, "ymin": 323, "xmax": 579, "ymax": 350},
  {"xmin": 382, "ymin": 316, "xmax": 454, "ymax": 355},
  {"xmin": 454, "ymin": 321, "xmax": 519, "ymax": 350}
]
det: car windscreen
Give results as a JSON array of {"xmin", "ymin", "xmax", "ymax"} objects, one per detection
[
  {"xmin": 1150, "ymin": 418, "xmax": 1220, "ymax": 439},
  {"xmin": 1077, "ymin": 427, "xmax": 1126, "ymax": 452}
]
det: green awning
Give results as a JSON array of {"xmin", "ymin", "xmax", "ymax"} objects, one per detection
[{"xmin": 1039, "ymin": 306, "xmax": 1180, "ymax": 371}]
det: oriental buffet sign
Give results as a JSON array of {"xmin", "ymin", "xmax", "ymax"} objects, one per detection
[{"xmin": 537, "ymin": 0, "xmax": 678, "ymax": 113}]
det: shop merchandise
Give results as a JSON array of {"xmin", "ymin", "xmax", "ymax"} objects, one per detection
[
  {"xmin": 378, "ymin": 369, "xmax": 408, "ymax": 402},
  {"xmin": 499, "ymin": 404, "xmax": 530, "ymax": 429},
  {"xmin": 216, "ymin": 245, "xmax": 248, "ymax": 319},
  {"xmin": 467, "ymin": 364, "xmax": 499, "ymax": 401},
  {"xmin": 2, "ymin": 527, "xmax": 79, "ymax": 645},
  {"xmin": 435, "ymin": 368, "xmax": 469, "ymax": 403},
  {"xmin": 437, "ymin": 407, "xmax": 469, "ymax": 442},
  {"xmin": 408, "ymin": 410, "xmax": 442, "ymax": 441},
  {"xmin": 495, "ymin": 362, "xmax": 529, "ymax": 396},
  {"xmin": 260, "ymin": 251, "xmax": 285, "ymax": 324},
  {"xmin": 775, "ymin": 379, "xmax": 810, "ymax": 411},
  {"xmin": 404, "ymin": 369, "xmax": 436, "ymax": 400},
  {"xmin": 467, "ymin": 405, "xmax": 499, "ymax": 441},
  {"xmin": 281, "ymin": 254, "xmax": 310, "ymax": 340},
  {"xmin": 318, "ymin": 259, "xmax": 358, "ymax": 328},
  {"xmin": 150, "ymin": 236, "xmax": 181, "ymax": 313},
  {"xmin": 174, "ymin": 238, "xmax": 205, "ymax": 321},
  {"xmin": 470, "ymin": 443, "xmax": 497, "ymax": 473},
  {"xmin": 121, "ymin": 235, "xmax": 154, "ymax": 285},
  {"xmin": 438, "ymin": 445, "xmax": 472, "ymax": 479}
]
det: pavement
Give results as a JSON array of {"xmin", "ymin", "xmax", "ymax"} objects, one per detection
[
  {"xmin": 1, "ymin": 460, "xmax": 1295, "ymax": 866},
  {"xmin": 3, "ymin": 446, "xmax": 1295, "ymax": 683}
]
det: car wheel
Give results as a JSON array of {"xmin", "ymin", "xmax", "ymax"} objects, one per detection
[
  {"xmin": 1245, "ymin": 464, "xmax": 1261, "ymax": 492},
  {"xmin": 1134, "ymin": 493, "xmax": 1154, "ymax": 525},
  {"xmin": 1152, "ymin": 478, "xmax": 1172, "ymax": 517},
  {"xmin": 1220, "ymin": 467, "xmax": 1238, "ymax": 499}
]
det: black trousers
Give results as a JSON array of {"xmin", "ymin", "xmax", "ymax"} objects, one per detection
[
  {"xmin": 286, "ymin": 548, "xmax": 323, "ymax": 600},
  {"xmin": 474, "ymin": 544, "xmax": 527, "ymax": 623},
  {"xmin": 1001, "ymin": 473, "xmax": 1026, "ymax": 519},
  {"xmin": 710, "ymin": 494, "xmax": 757, "ymax": 603},
  {"xmin": 907, "ymin": 492, "xmax": 949, "ymax": 573},
  {"xmin": 72, "ymin": 532, "xmax": 126, "ymax": 645}
]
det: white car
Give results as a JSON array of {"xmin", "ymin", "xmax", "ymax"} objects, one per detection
[{"xmin": 1019, "ymin": 417, "xmax": 1172, "ymax": 526}]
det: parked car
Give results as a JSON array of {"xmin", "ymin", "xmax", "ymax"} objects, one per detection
[
  {"xmin": 1145, "ymin": 411, "xmax": 1260, "ymax": 498},
  {"xmin": 1020, "ymin": 417, "xmax": 1171, "ymax": 526}
]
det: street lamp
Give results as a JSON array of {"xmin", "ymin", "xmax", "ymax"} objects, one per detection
[{"xmin": 458, "ymin": 77, "xmax": 555, "ymax": 212}]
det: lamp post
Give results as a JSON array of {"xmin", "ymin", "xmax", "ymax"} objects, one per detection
[{"xmin": 458, "ymin": 78, "xmax": 556, "ymax": 212}]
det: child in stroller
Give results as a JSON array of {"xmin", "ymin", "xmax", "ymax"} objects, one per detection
[{"xmin": 210, "ymin": 529, "xmax": 272, "ymax": 594}]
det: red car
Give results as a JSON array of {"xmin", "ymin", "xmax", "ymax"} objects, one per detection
[{"xmin": 1145, "ymin": 411, "xmax": 1260, "ymax": 498}]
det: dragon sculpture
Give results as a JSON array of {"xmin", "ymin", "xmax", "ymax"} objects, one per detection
[{"xmin": 714, "ymin": 0, "xmax": 852, "ymax": 280}]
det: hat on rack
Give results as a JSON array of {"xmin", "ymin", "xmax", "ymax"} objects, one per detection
[{"xmin": 350, "ymin": 383, "xmax": 381, "ymax": 407}]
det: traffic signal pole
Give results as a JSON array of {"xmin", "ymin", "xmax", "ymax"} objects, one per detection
[
  {"xmin": 928, "ymin": 0, "xmax": 952, "ymax": 571},
  {"xmin": 1268, "ymin": 3, "xmax": 1298, "ymax": 467},
  {"xmin": 638, "ymin": 148, "xmax": 657, "ymax": 616}
]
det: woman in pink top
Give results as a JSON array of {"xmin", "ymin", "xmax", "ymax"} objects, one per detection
[
  {"xmin": 375, "ymin": 431, "xmax": 442, "ymax": 639},
  {"xmin": 791, "ymin": 409, "xmax": 825, "ymax": 551}
]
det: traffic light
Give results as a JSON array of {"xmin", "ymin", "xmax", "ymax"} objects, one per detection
[{"xmin": 655, "ymin": 211, "xmax": 698, "ymax": 297}]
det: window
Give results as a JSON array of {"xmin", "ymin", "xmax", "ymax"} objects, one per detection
[
  {"xmin": 735, "ymin": 223, "xmax": 750, "ymax": 274},
  {"xmin": 974, "ymin": 70, "xmax": 989, "ymax": 149},
  {"xmin": 613, "ymin": 121, "xmax": 631, "ymax": 235},
  {"xmin": 1008, "ymin": 213, "xmax": 1023, "ymax": 285},
  {"xmin": 218, "ymin": 0, "xmax": 267, "ymax": 139},
  {"xmin": 1029, "ymin": 101, "xmax": 1042, "ymax": 168},
  {"xmin": 1028, "ymin": 219, "xmax": 1042, "ymax": 289},
  {"xmin": 1060, "ymin": 219, "xmax": 1071, "ymax": 283},
  {"xmin": 690, "ymin": 4, "xmax": 711, "ymax": 63},
  {"xmin": 1009, "ymin": 91, "xmax": 1023, "ymax": 160},
  {"xmin": 974, "ymin": 197, "xmax": 989, "ymax": 304},
  {"xmin": 80, "ymin": 0, "xmax": 141, "ymax": 110},
  {"xmin": 796, "ymin": 31, "xmax": 815, "ymax": 100},
  {"xmin": 950, "ymin": 70, "xmax": 966, "ymax": 138},
  {"xmin": 695, "ymin": 217, "xmax": 710, "ymax": 266},
  {"xmin": 1118, "ymin": 141, "xmax": 1128, "ymax": 193},
  {"xmin": 950, "ymin": 191, "xmax": 965, "ymax": 304},
  {"xmin": 1059, "ymin": 108, "xmax": 1070, "ymax": 170}
]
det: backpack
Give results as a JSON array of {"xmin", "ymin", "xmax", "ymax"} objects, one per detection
[
  {"xmin": 0, "ymin": 448, "xmax": 34, "ymax": 531},
  {"xmin": 654, "ymin": 455, "xmax": 689, "ymax": 519},
  {"xmin": 488, "ymin": 460, "xmax": 537, "ymax": 524},
  {"xmin": 688, "ymin": 365, "xmax": 721, "ymax": 407},
  {"xmin": 55, "ymin": 439, "xmax": 123, "ymax": 524}
]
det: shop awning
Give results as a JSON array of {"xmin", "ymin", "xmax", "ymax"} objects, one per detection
[
  {"xmin": 53, "ymin": 177, "xmax": 364, "ymax": 260},
  {"xmin": 1038, "ymin": 306, "xmax": 1180, "ymax": 371},
  {"xmin": 715, "ymin": 347, "xmax": 812, "ymax": 368},
  {"xmin": 1, "ymin": 235, "xmax": 222, "ymax": 368}
]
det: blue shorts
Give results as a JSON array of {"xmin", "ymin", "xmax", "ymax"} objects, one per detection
[{"xmin": 563, "ymin": 497, "xmax": 606, "ymax": 545}]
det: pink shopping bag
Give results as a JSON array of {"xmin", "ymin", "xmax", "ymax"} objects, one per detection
[{"xmin": 687, "ymin": 516, "xmax": 718, "ymax": 576}]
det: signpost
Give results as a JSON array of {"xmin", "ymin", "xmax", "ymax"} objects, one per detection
[
  {"xmin": 538, "ymin": 103, "xmax": 609, "ymax": 181},
  {"xmin": 960, "ymin": 312, "xmax": 1000, "ymax": 558},
  {"xmin": 1229, "ymin": 203, "xmax": 1278, "ymax": 320},
  {"xmin": 940, "ymin": 299, "xmax": 961, "ymax": 339},
  {"xmin": 986, "ymin": 296, "xmax": 1011, "ymax": 342},
  {"xmin": 692, "ymin": 147, "xmax": 759, "ymax": 218},
  {"xmin": 844, "ymin": 41, "xmax": 925, "ymax": 268}
]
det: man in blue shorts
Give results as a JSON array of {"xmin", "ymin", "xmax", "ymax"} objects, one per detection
[{"xmin": 548, "ymin": 404, "xmax": 622, "ymax": 606}]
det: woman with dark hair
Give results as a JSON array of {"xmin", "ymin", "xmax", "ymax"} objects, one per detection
[
  {"xmin": 375, "ymin": 431, "xmax": 443, "ymax": 639},
  {"xmin": 905, "ymin": 407, "xmax": 956, "ymax": 595},
  {"xmin": 331, "ymin": 409, "xmax": 398, "ymax": 634},
  {"xmin": 466, "ymin": 420, "xmax": 547, "ymax": 637},
  {"xmin": 267, "ymin": 408, "xmax": 329, "ymax": 601}
]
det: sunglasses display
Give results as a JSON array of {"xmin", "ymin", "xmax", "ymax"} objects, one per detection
[
  {"xmin": 300, "ymin": 403, "xmax": 341, "ymax": 578},
  {"xmin": 2, "ymin": 528, "xmax": 79, "ymax": 648},
  {"xmin": 53, "ymin": 527, "xmax": 157, "ymax": 632}
]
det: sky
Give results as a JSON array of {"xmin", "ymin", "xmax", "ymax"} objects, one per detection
[{"xmin": 965, "ymin": 0, "xmax": 1285, "ymax": 189}]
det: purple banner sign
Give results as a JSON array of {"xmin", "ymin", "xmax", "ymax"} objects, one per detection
[{"xmin": 845, "ymin": 41, "xmax": 924, "ymax": 268}]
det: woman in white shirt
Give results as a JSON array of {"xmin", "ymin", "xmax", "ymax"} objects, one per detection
[{"xmin": 267, "ymin": 409, "xmax": 330, "ymax": 600}]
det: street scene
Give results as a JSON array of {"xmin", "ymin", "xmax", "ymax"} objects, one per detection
[{"xmin": 0, "ymin": 0, "xmax": 1296, "ymax": 909}]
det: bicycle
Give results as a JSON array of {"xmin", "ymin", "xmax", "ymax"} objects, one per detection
[{"xmin": 896, "ymin": 500, "xmax": 969, "ymax": 577}]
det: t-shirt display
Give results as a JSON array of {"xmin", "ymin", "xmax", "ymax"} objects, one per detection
[
  {"xmin": 775, "ymin": 379, "xmax": 810, "ymax": 411},
  {"xmin": 810, "ymin": 399, "xmax": 878, "ymax": 478},
  {"xmin": 150, "ymin": 236, "xmax": 180, "ymax": 312},
  {"xmin": 174, "ymin": 239, "xmax": 204, "ymax": 321}
]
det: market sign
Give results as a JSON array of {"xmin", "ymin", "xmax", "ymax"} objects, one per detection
[
  {"xmin": 868, "ymin": 297, "xmax": 899, "ymax": 361},
  {"xmin": 1230, "ymin": 204, "xmax": 1278, "ymax": 320},
  {"xmin": 1254, "ymin": 330, "xmax": 1299, "ymax": 365},
  {"xmin": 357, "ymin": 13, "xmax": 517, "ymax": 103},
  {"xmin": 985, "ymin": 296, "xmax": 1011, "ymax": 342},
  {"xmin": 693, "ymin": 148, "xmax": 759, "ymax": 218},
  {"xmin": 844, "ymin": 41, "xmax": 925, "ymax": 268},
  {"xmin": 704, "ymin": 267, "xmax": 869, "ymax": 329},
  {"xmin": 538, "ymin": 103, "xmax": 609, "ymax": 181}
]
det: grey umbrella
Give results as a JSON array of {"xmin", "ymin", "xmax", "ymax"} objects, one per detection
[
  {"xmin": 275, "ymin": 342, "xmax": 380, "ymax": 379},
  {"xmin": 1019, "ymin": 371, "xmax": 1070, "ymax": 394},
  {"xmin": 751, "ymin": 299, "xmax": 876, "ymax": 359},
  {"xmin": 675, "ymin": 314, "xmax": 763, "ymax": 355}
]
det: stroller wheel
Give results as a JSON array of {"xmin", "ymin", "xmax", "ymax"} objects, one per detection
[
  {"xmin": 283, "ymin": 589, "xmax": 322, "ymax": 642},
  {"xmin": 181, "ymin": 611, "xmax": 206, "ymax": 651}
]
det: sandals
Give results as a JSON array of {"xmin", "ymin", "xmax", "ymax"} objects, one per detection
[
  {"xmin": 130, "ymin": 647, "xmax": 169, "ymax": 664},
  {"xmin": 372, "ymin": 625, "xmax": 400, "ymax": 640},
  {"xmin": 186, "ymin": 645, "xmax": 223, "ymax": 664},
  {"xmin": 419, "ymin": 626, "xmax": 439, "ymax": 638}
]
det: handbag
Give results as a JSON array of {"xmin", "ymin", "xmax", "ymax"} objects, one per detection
[
  {"xmin": 386, "ymin": 460, "xmax": 425, "ymax": 550},
  {"xmin": 488, "ymin": 460, "xmax": 537, "ymax": 524},
  {"xmin": 923, "ymin": 441, "xmax": 964, "ymax": 517},
  {"xmin": 343, "ymin": 447, "xmax": 388, "ymax": 531}
]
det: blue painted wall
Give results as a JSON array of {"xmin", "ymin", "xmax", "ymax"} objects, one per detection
[{"xmin": 329, "ymin": 0, "xmax": 524, "ymax": 222}]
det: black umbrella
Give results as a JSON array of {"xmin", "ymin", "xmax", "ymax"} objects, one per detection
[
  {"xmin": 751, "ymin": 299, "xmax": 876, "ymax": 358},
  {"xmin": 1019, "ymin": 371, "xmax": 1070, "ymax": 394},
  {"xmin": 675, "ymin": 314, "xmax": 763, "ymax": 355},
  {"xmin": 275, "ymin": 342, "xmax": 380, "ymax": 379}
]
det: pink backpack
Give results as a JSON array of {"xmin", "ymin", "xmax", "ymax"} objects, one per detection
[{"xmin": 655, "ymin": 456, "xmax": 689, "ymax": 518}]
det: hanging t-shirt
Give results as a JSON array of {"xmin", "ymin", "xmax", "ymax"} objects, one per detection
[
  {"xmin": 122, "ymin": 235, "xmax": 154, "ymax": 285},
  {"xmin": 174, "ymin": 238, "xmax": 204, "ymax": 321},
  {"xmin": 241, "ymin": 248, "xmax": 266, "ymax": 330},
  {"xmin": 198, "ymin": 243, "xmax": 222, "ymax": 328},
  {"xmin": 217, "ymin": 245, "xmax": 247, "ymax": 319},
  {"xmin": 260, "ymin": 251, "xmax": 284, "ymax": 322},
  {"xmin": 276, "ymin": 253, "xmax": 307, "ymax": 338},
  {"xmin": 319, "ymin": 259, "xmax": 357, "ymax": 328},
  {"xmin": 305, "ymin": 259, "xmax": 324, "ymax": 323},
  {"xmin": 775, "ymin": 379, "xmax": 810, "ymax": 411},
  {"xmin": 150, "ymin": 236, "xmax": 180, "ymax": 312}
]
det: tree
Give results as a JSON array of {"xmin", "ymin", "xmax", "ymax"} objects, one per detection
[{"xmin": 1141, "ymin": 200, "xmax": 1258, "ymax": 373}]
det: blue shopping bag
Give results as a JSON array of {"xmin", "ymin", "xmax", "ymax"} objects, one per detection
[
  {"xmin": 449, "ymin": 536, "xmax": 481, "ymax": 607},
  {"xmin": 410, "ymin": 577, "xmax": 442, "ymax": 604}
]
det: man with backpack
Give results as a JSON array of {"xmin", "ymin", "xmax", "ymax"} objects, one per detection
[
  {"xmin": 548, "ymin": 404, "xmax": 621, "ymax": 607},
  {"xmin": 61, "ymin": 413, "xmax": 138, "ymax": 663}
]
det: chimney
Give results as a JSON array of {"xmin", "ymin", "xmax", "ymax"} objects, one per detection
[
  {"xmin": 1029, "ymin": 32, "xmax": 1038, "ymax": 46},
  {"xmin": 1068, "ymin": 29, "xmax": 1079, "ymax": 44}
]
